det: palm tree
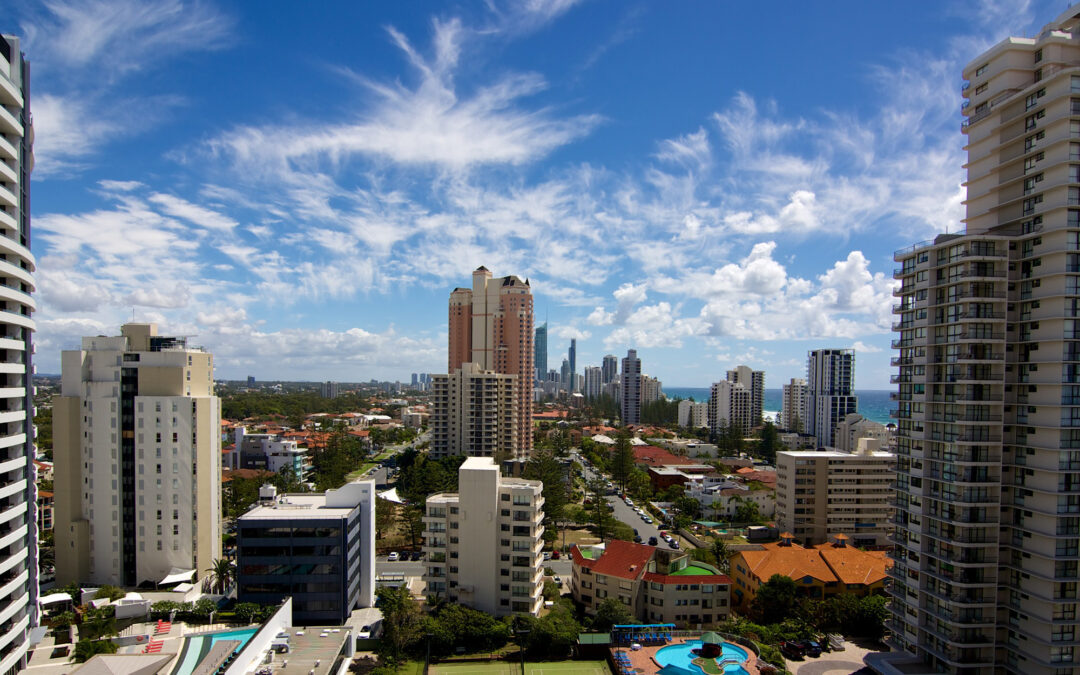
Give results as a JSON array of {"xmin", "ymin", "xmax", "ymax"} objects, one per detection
[{"xmin": 209, "ymin": 558, "xmax": 234, "ymax": 594}]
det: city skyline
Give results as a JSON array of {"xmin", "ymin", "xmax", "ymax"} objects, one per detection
[{"xmin": 10, "ymin": 1, "xmax": 1066, "ymax": 388}]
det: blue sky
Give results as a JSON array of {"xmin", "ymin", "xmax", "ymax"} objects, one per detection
[{"xmin": 9, "ymin": 0, "xmax": 1064, "ymax": 387}]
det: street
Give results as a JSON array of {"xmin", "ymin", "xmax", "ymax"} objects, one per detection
[{"xmin": 575, "ymin": 452, "xmax": 681, "ymax": 551}]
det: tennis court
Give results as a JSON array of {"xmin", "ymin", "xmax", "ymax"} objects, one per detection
[{"xmin": 431, "ymin": 660, "xmax": 611, "ymax": 674}]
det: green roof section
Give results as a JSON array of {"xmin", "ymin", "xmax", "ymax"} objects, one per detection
[
  {"xmin": 580, "ymin": 548, "xmax": 597, "ymax": 559},
  {"xmin": 671, "ymin": 564, "xmax": 719, "ymax": 576}
]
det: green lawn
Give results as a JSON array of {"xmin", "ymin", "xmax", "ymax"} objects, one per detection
[
  {"xmin": 431, "ymin": 661, "xmax": 611, "ymax": 674},
  {"xmin": 345, "ymin": 462, "xmax": 378, "ymax": 481}
]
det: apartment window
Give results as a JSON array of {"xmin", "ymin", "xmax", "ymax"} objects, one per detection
[
  {"xmin": 1035, "ymin": 68, "xmax": 1043, "ymax": 82},
  {"xmin": 1035, "ymin": 48, "xmax": 1043, "ymax": 64},
  {"xmin": 1024, "ymin": 194, "xmax": 1044, "ymax": 215},
  {"xmin": 1026, "ymin": 130, "xmax": 1045, "ymax": 150},
  {"xmin": 1026, "ymin": 109, "xmax": 1046, "ymax": 130},
  {"xmin": 1024, "ymin": 174, "xmax": 1044, "ymax": 195},
  {"xmin": 974, "ymin": 82, "xmax": 987, "ymax": 95},
  {"xmin": 975, "ymin": 63, "xmax": 988, "ymax": 76},
  {"xmin": 1026, "ymin": 88, "xmax": 1046, "ymax": 110},
  {"xmin": 1024, "ymin": 152, "xmax": 1044, "ymax": 173}
]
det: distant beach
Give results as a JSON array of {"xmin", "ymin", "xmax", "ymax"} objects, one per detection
[{"xmin": 664, "ymin": 387, "xmax": 894, "ymax": 426}]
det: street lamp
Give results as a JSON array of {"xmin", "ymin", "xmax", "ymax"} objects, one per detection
[{"xmin": 515, "ymin": 626, "xmax": 531, "ymax": 675}]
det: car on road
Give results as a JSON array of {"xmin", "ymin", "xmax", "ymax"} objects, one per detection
[
  {"xmin": 543, "ymin": 551, "xmax": 552, "ymax": 561},
  {"xmin": 779, "ymin": 641, "xmax": 804, "ymax": 659},
  {"xmin": 633, "ymin": 535, "xmax": 642, "ymax": 543},
  {"xmin": 552, "ymin": 550, "xmax": 561, "ymax": 560},
  {"xmin": 648, "ymin": 536, "xmax": 658, "ymax": 546},
  {"xmin": 387, "ymin": 552, "xmax": 399, "ymax": 561},
  {"xmin": 411, "ymin": 551, "xmax": 423, "ymax": 561},
  {"xmin": 662, "ymin": 534, "xmax": 673, "ymax": 543},
  {"xmin": 625, "ymin": 498, "xmax": 634, "ymax": 506},
  {"xmin": 668, "ymin": 540, "xmax": 679, "ymax": 549},
  {"xmin": 641, "ymin": 515, "xmax": 653, "ymax": 524},
  {"xmin": 799, "ymin": 640, "xmax": 822, "ymax": 658}
]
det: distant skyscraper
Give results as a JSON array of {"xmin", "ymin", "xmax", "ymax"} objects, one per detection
[
  {"xmin": 621, "ymin": 350, "xmax": 642, "ymax": 424},
  {"xmin": 805, "ymin": 349, "xmax": 857, "ymax": 447},
  {"xmin": 568, "ymin": 339, "xmax": 577, "ymax": 392},
  {"xmin": 321, "ymin": 381, "xmax": 340, "ymax": 398},
  {"xmin": 534, "ymin": 323, "xmax": 547, "ymax": 383},
  {"xmin": 0, "ymin": 34, "xmax": 37, "ymax": 674},
  {"xmin": 584, "ymin": 366, "xmax": 602, "ymax": 399},
  {"xmin": 411, "ymin": 373, "xmax": 419, "ymax": 387},
  {"xmin": 726, "ymin": 365, "xmax": 765, "ymax": 428},
  {"xmin": 54, "ymin": 324, "xmax": 222, "ymax": 587},
  {"xmin": 429, "ymin": 364, "xmax": 517, "ymax": 459},
  {"xmin": 780, "ymin": 378, "xmax": 807, "ymax": 433},
  {"xmin": 560, "ymin": 358, "xmax": 571, "ymax": 388},
  {"xmin": 445, "ymin": 267, "xmax": 534, "ymax": 457},
  {"xmin": 602, "ymin": 354, "xmax": 618, "ymax": 385}
]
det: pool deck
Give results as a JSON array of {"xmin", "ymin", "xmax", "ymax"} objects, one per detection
[{"xmin": 613, "ymin": 637, "xmax": 761, "ymax": 675}]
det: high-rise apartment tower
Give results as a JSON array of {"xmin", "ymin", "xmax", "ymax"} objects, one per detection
[
  {"xmin": 621, "ymin": 350, "xmax": 642, "ymax": 424},
  {"xmin": 726, "ymin": 365, "xmax": 765, "ymax": 428},
  {"xmin": 54, "ymin": 324, "xmax": 222, "ymax": 588},
  {"xmin": 446, "ymin": 267, "xmax": 533, "ymax": 457},
  {"xmin": 805, "ymin": 349, "xmax": 858, "ymax": 448},
  {"xmin": 568, "ymin": 339, "xmax": 576, "ymax": 392},
  {"xmin": 602, "ymin": 354, "xmax": 618, "ymax": 385},
  {"xmin": 881, "ymin": 8, "xmax": 1080, "ymax": 674},
  {"xmin": 781, "ymin": 378, "xmax": 808, "ymax": 433},
  {"xmin": 0, "ymin": 34, "xmax": 37, "ymax": 675}
]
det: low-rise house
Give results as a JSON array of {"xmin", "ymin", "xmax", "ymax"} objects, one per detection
[
  {"xmin": 729, "ymin": 533, "xmax": 889, "ymax": 612},
  {"xmin": 570, "ymin": 540, "xmax": 731, "ymax": 627}
]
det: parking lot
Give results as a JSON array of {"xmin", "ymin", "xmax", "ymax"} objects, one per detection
[{"xmin": 785, "ymin": 638, "xmax": 883, "ymax": 675}]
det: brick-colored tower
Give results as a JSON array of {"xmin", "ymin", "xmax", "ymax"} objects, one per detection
[{"xmin": 446, "ymin": 267, "xmax": 534, "ymax": 457}]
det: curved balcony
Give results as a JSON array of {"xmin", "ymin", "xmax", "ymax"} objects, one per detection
[{"xmin": 0, "ymin": 107, "xmax": 21, "ymax": 138}]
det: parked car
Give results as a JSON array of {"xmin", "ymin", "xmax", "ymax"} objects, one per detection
[
  {"xmin": 625, "ymin": 498, "xmax": 634, "ymax": 506},
  {"xmin": 552, "ymin": 550, "xmax": 561, "ymax": 560},
  {"xmin": 648, "ymin": 536, "xmax": 658, "ymax": 546},
  {"xmin": 799, "ymin": 640, "xmax": 822, "ymax": 658},
  {"xmin": 633, "ymin": 535, "xmax": 643, "ymax": 543},
  {"xmin": 543, "ymin": 551, "xmax": 552, "ymax": 561},
  {"xmin": 411, "ymin": 551, "xmax": 423, "ymax": 561},
  {"xmin": 668, "ymin": 540, "xmax": 680, "ymax": 549},
  {"xmin": 779, "ymin": 641, "xmax": 804, "ymax": 659},
  {"xmin": 827, "ymin": 634, "xmax": 845, "ymax": 651},
  {"xmin": 662, "ymin": 534, "xmax": 674, "ymax": 543},
  {"xmin": 387, "ymin": 552, "xmax": 399, "ymax": 561},
  {"xmin": 642, "ymin": 515, "xmax": 653, "ymax": 524}
]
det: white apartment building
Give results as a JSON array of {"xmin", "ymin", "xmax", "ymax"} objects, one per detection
[
  {"xmin": 780, "ymin": 378, "xmax": 807, "ymax": 432},
  {"xmin": 0, "ymin": 34, "xmax": 37, "ymax": 675},
  {"xmin": 726, "ymin": 365, "xmax": 765, "ymax": 428},
  {"xmin": 880, "ymin": 8, "xmax": 1080, "ymax": 673},
  {"xmin": 641, "ymin": 375, "xmax": 663, "ymax": 406},
  {"xmin": 708, "ymin": 380, "xmax": 752, "ymax": 436},
  {"xmin": 677, "ymin": 400, "xmax": 708, "ymax": 429},
  {"xmin": 422, "ymin": 457, "xmax": 544, "ymax": 616},
  {"xmin": 54, "ymin": 324, "xmax": 222, "ymax": 588},
  {"xmin": 429, "ymin": 362, "xmax": 517, "ymax": 459},
  {"xmin": 833, "ymin": 412, "xmax": 893, "ymax": 453},
  {"xmin": 775, "ymin": 440, "xmax": 894, "ymax": 548},
  {"xmin": 805, "ymin": 349, "xmax": 858, "ymax": 448}
]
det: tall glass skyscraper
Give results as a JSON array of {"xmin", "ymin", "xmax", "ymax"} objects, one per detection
[{"xmin": 534, "ymin": 322, "xmax": 547, "ymax": 384}]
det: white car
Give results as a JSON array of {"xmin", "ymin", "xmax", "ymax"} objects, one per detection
[
  {"xmin": 387, "ymin": 552, "xmax": 399, "ymax": 561},
  {"xmin": 641, "ymin": 515, "xmax": 653, "ymax": 524},
  {"xmin": 625, "ymin": 498, "xmax": 634, "ymax": 506}
]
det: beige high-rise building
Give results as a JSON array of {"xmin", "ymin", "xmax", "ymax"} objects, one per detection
[
  {"xmin": 445, "ymin": 267, "xmax": 533, "ymax": 457},
  {"xmin": 708, "ymin": 379, "xmax": 751, "ymax": 436},
  {"xmin": 422, "ymin": 457, "xmax": 544, "ymax": 616},
  {"xmin": 780, "ymin": 378, "xmax": 807, "ymax": 432},
  {"xmin": 54, "ymin": 324, "xmax": 221, "ymax": 587},
  {"xmin": 726, "ymin": 365, "xmax": 765, "ymax": 428},
  {"xmin": 880, "ymin": 8, "xmax": 1080, "ymax": 673},
  {"xmin": 0, "ymin": 34, "xmax": 38, "ymax": 675},
  {"xmin": 775, "ymin": 440, "xmax": 894, "ymax": 548},
  {"xmin": 429, "ymin": 363, "xmax": 517, "ymax": 459}
]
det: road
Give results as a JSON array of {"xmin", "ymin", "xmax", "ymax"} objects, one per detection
[
  {"xmin": 374, "ymin": 553, "xmax": 573, "ymax": 579},
  {"xmin": 574, "ymin": 452, "xmax": 682, "ymax": 552}
]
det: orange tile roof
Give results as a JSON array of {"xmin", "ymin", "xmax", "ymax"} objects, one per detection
[
  {"xmin": 632, "ymin": 446, "xmax": 694, "ymax": 467},
  {"xmin": 738, "ymin": 542, "xmax": 889, "ymax": 587}
]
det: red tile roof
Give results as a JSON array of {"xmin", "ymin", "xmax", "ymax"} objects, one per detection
[
  {"xmin": 632, "ymin": 446, "xmax": 694, "ymax": 467},
  {"xmin": 572, "ymin": 540, "xmax": 653, "ymax": 581}
]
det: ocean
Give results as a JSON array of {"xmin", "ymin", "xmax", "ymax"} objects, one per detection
[{"xmin": 664, "ymin": 387, "xmax": 894, "ymax": 426}]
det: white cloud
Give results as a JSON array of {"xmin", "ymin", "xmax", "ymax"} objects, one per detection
[
  {"xmin": 851, "ymin": 340, "xmax": 883, "ymax": 354},
  {"xmin": 552, "ymin": 325, "xmax": 591, "ymax": 341},
  {"xmin": 148, "ymin": 193, "xmax": 239, "ymax": 232}
]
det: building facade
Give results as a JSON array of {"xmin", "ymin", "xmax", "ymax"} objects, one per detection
[
  {"xmin": 805, "ymin": 349, "xmax": 858, "ymax": 448},
  {"xmin": 708, "ymin": 380, "xmax": 752, "ymax": 436},
  {"xmin": 584, "ymin": 366, "xmax": 602, "ymax": 399},
  {"xmin": 422, "ymin": 457, "xmax": 545, "ymax": 616},
  {"xmin": 775, "ymin": 442, "xmax": 895, "ymax": 548},
  {"xmin": 677, "ymin": 400, "xmax": 708, "ymax": 429},
  {"xmin": 833, "ymin": 412, "xmax": 892, "ymax": 453},
  {"xmin": 237, "ymin": 481, "xmax": 375, "ymax": 625},
  {"xmin": 883, "ymin": 9, "xmax": 1080, "ymax": 672},
  {"xmin": 0, "ymin": 34, "xmax": 37, "ymax": 675},
  {"xmin": 570, "ymin": 540, "xmax": 731, "ymax": 626},
  {"xmin": 53, "ymin": 324, "xmax": 221, "ymax": 588},
  {"xmin": 429, "ymin": 363, "xmax": 517, "ymax": 459},
  {"xmin": 780, "ymin": 378, "xmax": 807, "ymax": 433},
  {"xmin": 602, "ymin": 354, "xmax": 618, "ymax": 385},
  {"xmin": 621, "ymin": 350, "xmax": 642, "ymax": 424},
  {"xmin": 447, "ymin": 267, "xmax": 534, "ymax": 457},
  {"xmin": 726, "ymin": 365, "xmax": 765, "ymax": 428},
  {"xmin": 534, "ymin": 323, "xmax": 547, "ymax": 384},
  {"xmin": 641, "ymin": 375, "xmax": 663, "ymax": 406}
]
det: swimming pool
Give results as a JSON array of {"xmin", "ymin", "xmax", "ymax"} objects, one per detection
[
  {"xmin": 654, "ymin": 640, "xmax": 749, "ymax": 675},
  {"xmin": 172, "ymin": 628, "xmax": 259, "ymax": 675}
]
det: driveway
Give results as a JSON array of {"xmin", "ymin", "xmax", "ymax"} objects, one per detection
[{"xmin": 786, "ymin": 640, "xmax": 884, "ymax": 675}]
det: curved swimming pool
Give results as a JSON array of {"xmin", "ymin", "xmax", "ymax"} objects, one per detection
[{"xmin": 654, "ymin": 640, "xmax": 749, "ymax": 675}]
